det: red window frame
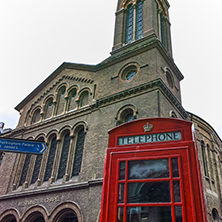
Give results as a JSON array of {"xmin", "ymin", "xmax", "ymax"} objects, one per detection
[
  {"xmin": 116, "ymin": 156, "xmax": 184, "ymax": 221},
  {"xmin": 108, "ymin": 148, "xmax": 193, "ymax": 222}
]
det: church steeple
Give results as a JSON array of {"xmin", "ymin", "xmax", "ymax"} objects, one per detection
[{"xmin": 112, "ymin": 0, "xmax": 172, "ymax": 56}]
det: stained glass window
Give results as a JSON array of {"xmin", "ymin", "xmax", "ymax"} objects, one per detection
[
  {"xmin": 126, "ymin": 1, "xmax": 143, "ymax": 44},
  {"xmin": 44, "ymin": 98, "xmax": 54, "ymax": 119},
  {"xmin": 58, "ymin": 132, "xmax": 71, "ymax": 179},
  {"xmin": 31, "ymin": 109, "xmax": 41, "ymax": 124},
  {"xmin": 72, "ymin": 128, "xmax": 85, "ymax": 176},
  {"xmin": 44, "ymin": 136, "xmax": 57, "ymax": 181},
  {"xmin": 201, "ymin": 141, "xmax": 209, "ymax": 177},
  {"xmin": 80, "ymin": 92, "xmax": 89, "ymax": 107},
  {"xmin": 68, "ymin": 89, "xmax": 77, "ymax": 111},
  {"xmin": 56, "ymin": 86, "xmax": 66, "ymax": 115},
  {"xmin": 207, "ymin": 144, "xmax": 214, "ymax": 180},
  {"xmin": 126, "ymin": 5, "xmax": 134, "ymax": 44},
  {"xmin": 126, "ymin": 70, "xmax": 137, "ymax": 81},
  {"xmin": 19, "ymin": 154, "xmax": 32, "ymax": 186},
  {"xmin": 136, "ymin": 1, "xmax": 143, "ymax": 39},
  {"xmin": 31, "ymin": 154, "xmax": 43, "ymax": 184},
  {"xmin": 31, "ymin": 137, "xmax": 44, "ymax": 184}
]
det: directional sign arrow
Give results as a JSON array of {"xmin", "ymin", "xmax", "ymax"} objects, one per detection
[{"xmin": 0, "ymin": 138, "xmax": 47, "ymax": 154}]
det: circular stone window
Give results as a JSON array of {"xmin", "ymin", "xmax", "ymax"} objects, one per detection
[{"xmin": 120, "ymin": 63, "xmax": 139, "ymax": 82}]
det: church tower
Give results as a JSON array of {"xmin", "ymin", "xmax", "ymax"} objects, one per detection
[
  {"xmin": 113, "ymin": 0, "xmax": 172, "ymax": 55},
  {"xmin": 107, "ymin": 0, "xmax": 186, "ymax": 120}
]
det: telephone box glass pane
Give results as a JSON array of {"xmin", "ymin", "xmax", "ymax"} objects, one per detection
[
  {"xmin": 128, "ymin": 159, "xmax": 169, "ymax": 179},
  {"xmin": 175, "ymin": 206, "xmax": 183, "ymax": 222},
  {"xmin": 172, "ymin": 158, "xmax": 179, "ymax": 177},
  {"xmin": 118, "ymin": 183, "xmax": 125, "ymax": 203},
  {"xmin": 117, "ymin": 207, "xmax": 124, "ymax": 222},
  {"xmin": 127, "ymin": 181, "xmax": 170, "ymax": 203},
  {"xmin": 127, "ymin": 206, "xmax": 172, "ymax": 222},
  {"xmin": 173, "ymin": 181, "xmax": 181, "ymax": 202},
  {"xmin": 119, "ymin": 161, "xmax": 126, "ymax": 180}
]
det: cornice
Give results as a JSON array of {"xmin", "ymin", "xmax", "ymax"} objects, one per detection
[
  {"xmin": 10, "ymin": 78, "xmax": 187, "ymax": 137},
  {"xmin": 0, "ymin": 178, "xmax": 103, "ymax": 201},
  {"xmin": 93, "ymin": 78, "xmax": 187, "ymax": 118},
  {"xmin": 187, "ymin": 112, "xmax": 222, "ymax": 144},
  {"xmin": 104, "ymin": 34, "xmax": 183, "ymax": 81}
]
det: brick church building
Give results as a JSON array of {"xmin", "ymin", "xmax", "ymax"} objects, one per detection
[{"xmin": 0, "ymin": 0, "xmax": 221, "ymax": 221}]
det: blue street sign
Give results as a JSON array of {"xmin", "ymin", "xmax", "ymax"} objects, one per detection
[{"xmin": 0, "ymin": 138, "xmax": 47, "ymax": 154}]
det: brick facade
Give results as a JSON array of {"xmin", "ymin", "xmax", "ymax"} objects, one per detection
[{"xmin": 0, "ymin": 0, "xmax": 221, "ymax": 221}]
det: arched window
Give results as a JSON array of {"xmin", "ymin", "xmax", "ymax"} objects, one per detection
[
  {"xmin": 119, "ymin": 108, "xmax": 135, "ymax": 125},
  {"xmin": 116, "ymin": 105, "xmax": 137, "ymax": 126},
  {"xmin": 124, "ymin": 109, "xmax": 135, "ymax": 123},
  {"xmin": 201, "ymin": 141, "xmax": 209, "ymax": 177},
  {"xmin": 58, "ymin": 132, "xmax": 71, "ymax": 179},
  {"xmin": 160, "ymin": 12, "xmax": 165, "ymax": 46},
  {"xmin": 44, "ymin": 97, "xmax": 54, "ymax": 119},
  {"xmin": 44, "ymin": 135, "xmax": 57, "ymax": 182},
  {"xmin": 19, "ymin": 154, "xmax": 32, "ymax": 186},
  {"xmin": 170, "ymin": 110, "xmax": 177, "ymax": 118},
  {"xmin": 56, "ymin": 86, "xmax": 66, "ymax": 115},
  {"xmin": 126, "ymin": 4, "xmax": 134, "ymax": 44},
  {"xmin": 67, "ymin": 89, "xmax": 77, "ymax": 111},
  {"xmin": 136, "ymin": 0, "xmax": 143, "ymax": 39},
  {"xmin": 31, "ymin": 137, "xmax": 45, "ymax": 184},
  {"xmin": 125, "ymin": 1, "xmax": 143, "ymax": 44},
  {"xmin": 0, "ymin": 152, "xmax": 4, "ymax": 166},
  {"xmin": 72, "ymin": 128, "xmax": 85, "ymax": 177},
  {"xmin": 31, "ymin": 109, "xmax": 41, "ymax": 124},
  {"xmin": 79, "ymin": 91, "xmax": 89, "ymax": 108},
  {"xmin": 207, "ymin": 144, "xmax": 214, "ymax": 180},
  {"xmin": 212, "ymin": 208, "xmax": 219, "ymax": 222}
]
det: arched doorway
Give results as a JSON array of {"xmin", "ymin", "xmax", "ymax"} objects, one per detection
[
  {"xmin": 50, "ymin": 202, "xmax": 83, "ymax": 222},
  {"xmin": 34, "ymin": 216, "xmax": 45, "ymax": 222},
  {"xmin": 22, "ymin": 206, "xmax": 48, "ymax": 222},
  {"xmin": 0, "ymin": 209, "xmax": 20, "ymax": 222},
  {"xmin": 58, "ymin": 213, "xmax": 78, "ymax": 222}
]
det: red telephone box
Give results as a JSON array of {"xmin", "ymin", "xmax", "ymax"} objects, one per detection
[{"xmin": 100, "ymin": 118, "xmax": 207, "ymax": 222}]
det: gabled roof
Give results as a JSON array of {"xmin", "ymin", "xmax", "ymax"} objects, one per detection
[{"xmin": 15, "ymin": 62, "xmax": 97, "ymax": 111}]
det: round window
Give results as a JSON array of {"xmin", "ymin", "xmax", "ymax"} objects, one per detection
[
  {"xmin": 120, "ymin": 64, "xmax": 139, "ymax": 82},
  {"xmin": 126, "ymin": 70, "xmax": 137, "ymax": 81}
]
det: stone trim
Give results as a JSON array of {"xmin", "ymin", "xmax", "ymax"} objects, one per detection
[
  {"xmin": 0, "ymin": 178, "xmax": 103, "ymax": 200},
  {"xmin": 0, "ymin": 208, "xmax": 20, "ymax": 222},
  {"xmin": 93, "ymin": 78, "xmax": 187, "ymax": 118},
  {"xmin": 8, "ymin": 78, "xmax": 187, "ymax": 138},
  {"xmin": 50, "ymin": 202, "xmax": 83, "ymax": 222}
]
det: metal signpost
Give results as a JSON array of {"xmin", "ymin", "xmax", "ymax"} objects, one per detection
[{"xmin": 0, "ymin": 138, "xmax": 47, "ymax": 154}]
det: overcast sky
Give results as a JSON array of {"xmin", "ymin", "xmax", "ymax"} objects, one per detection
[{"xmin": 0, "ymin": 0, "xmax": 222, "ymax": 138}]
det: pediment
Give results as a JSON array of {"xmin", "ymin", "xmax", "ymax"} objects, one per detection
[{"xmin": 15, "ymin": 62, "xmax": 95, "ymax": 111}]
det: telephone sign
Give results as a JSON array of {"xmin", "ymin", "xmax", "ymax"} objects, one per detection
[
  {"xmin": 118, "ymin": 131, "xmax": 181, "ymax": 145},
  {"xmin": 100, "ymin": 118, "xmax": 207, "ymax": 222}
]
